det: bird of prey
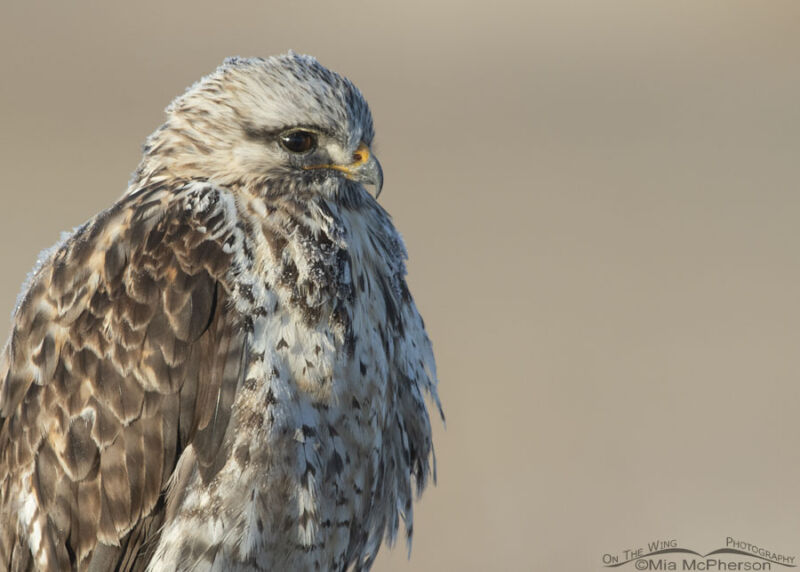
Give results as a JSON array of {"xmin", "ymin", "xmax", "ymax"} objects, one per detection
[{"xmin": 0, "ymin": 53, "xmax": 441, "ymax": 571}]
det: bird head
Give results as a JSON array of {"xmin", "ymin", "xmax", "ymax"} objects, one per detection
[{"xmin": 133, "ymin": 53, "xmax": 383, "ymax": 200}]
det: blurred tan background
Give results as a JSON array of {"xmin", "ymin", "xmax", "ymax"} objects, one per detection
[{"xmin": 2, "ymin": 1, "xmax": 800, "ymax": 570}]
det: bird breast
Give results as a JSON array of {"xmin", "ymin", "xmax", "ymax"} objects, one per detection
[{"xmin": 150, "ymin": 189, "xmax": 402, "ymax": 569}]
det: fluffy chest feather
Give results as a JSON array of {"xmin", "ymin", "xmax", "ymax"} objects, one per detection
[{"xmin": 150, "ymin": 191, "xmax": 410, "ymax": 570}]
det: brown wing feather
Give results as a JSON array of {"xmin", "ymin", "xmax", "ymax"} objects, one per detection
[{"xmin": 0, "ymin": 182, "xmax": 245, "ymax": 571}]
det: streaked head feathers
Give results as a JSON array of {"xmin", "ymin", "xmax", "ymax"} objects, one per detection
[{"xmin": 134, "ymin": 53, "xmax": 379, "ymax": 195}]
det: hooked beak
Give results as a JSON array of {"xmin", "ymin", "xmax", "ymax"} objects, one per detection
[{"xmin": 305, "ymin": 142, "xmax": 384, "ymax": 198}]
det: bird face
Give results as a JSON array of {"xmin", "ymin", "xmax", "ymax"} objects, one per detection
[
  {"xmin": 241, "ymin": 123, "xmax": 383, "ymax": 198},
  {"xmin": 135, "ymin": 53, "xmax": 383, "ymax": 199}
]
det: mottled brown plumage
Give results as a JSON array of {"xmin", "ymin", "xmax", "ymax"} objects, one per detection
[
  {"xmin": 0, "ymin": 54, "xmax": 440, "ymax": 571},
  {"xmin": 1, "ymin": 182, "xmax": 239, "ymax": 569}
]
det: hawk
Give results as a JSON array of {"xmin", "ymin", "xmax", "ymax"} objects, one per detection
[{"xmin": 0, "ymin": 53, "xmax": 441, "ymax": 571}]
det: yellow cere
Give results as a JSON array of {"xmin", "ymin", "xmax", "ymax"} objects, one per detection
[{"xmin": 305, "ymin": 142, "xmax": 370, "ymax": 178}]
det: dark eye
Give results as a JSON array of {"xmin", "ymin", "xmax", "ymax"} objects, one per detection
[{"xmin": 280, "ymin": 130, "xmax": 317, "ymax": 153}]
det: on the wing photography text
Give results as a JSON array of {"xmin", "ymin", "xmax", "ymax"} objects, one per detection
[{"xmin": 602, "ymin": 537, "xmax": 795, "ymax": 570}]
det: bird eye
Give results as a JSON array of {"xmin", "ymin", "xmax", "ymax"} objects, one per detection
[{"xmin": 280, "ymin": 130, "xmax": 317, "ymax": 154}]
